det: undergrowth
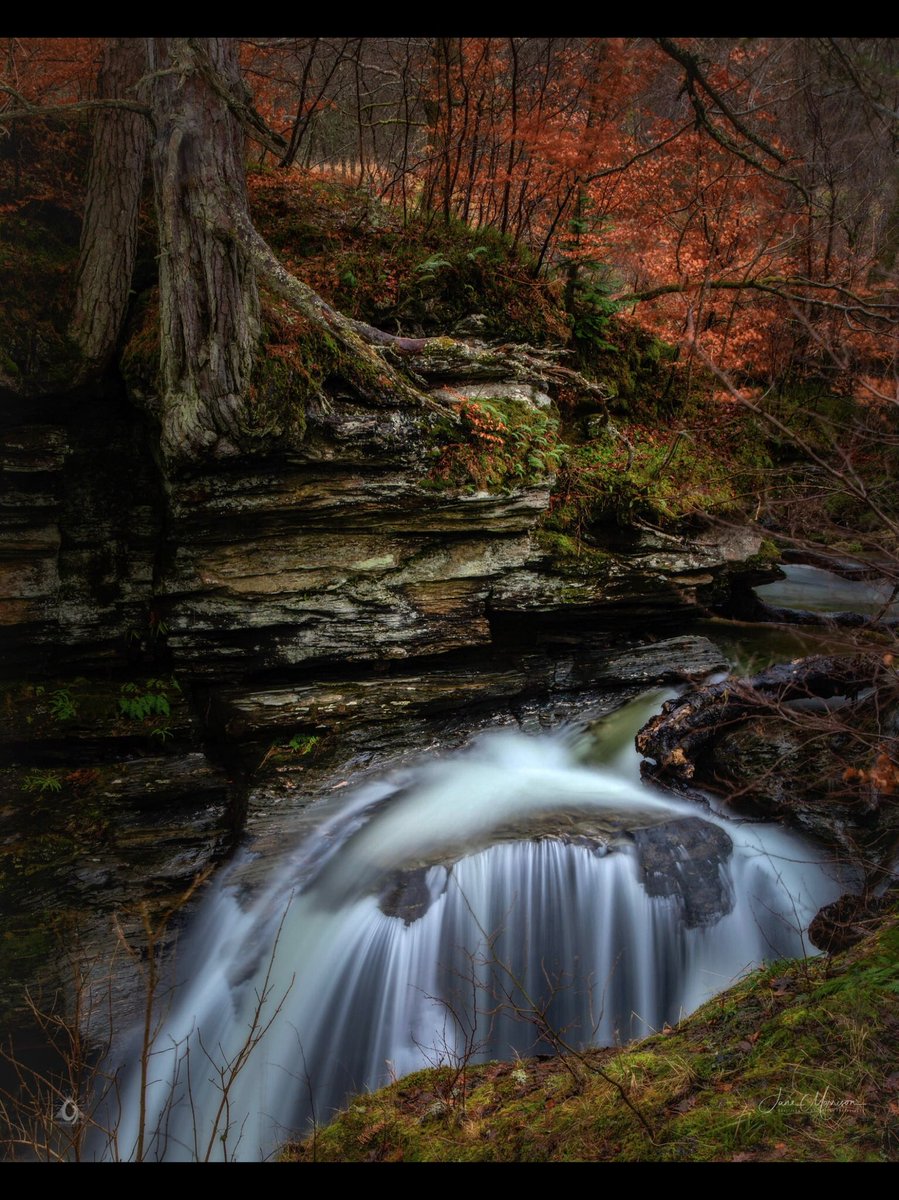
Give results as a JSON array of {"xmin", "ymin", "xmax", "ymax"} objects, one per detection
[
  {"xmin": 545, "ymin": 426, "xmax": 746, "ymax": 535},
  {"xmin": 249, "ymin": 168, "xmax": 567, "ymax": 345},
  {"xmin": 428, "ymin": 397, "xmax": 563, "ymax": 492}
]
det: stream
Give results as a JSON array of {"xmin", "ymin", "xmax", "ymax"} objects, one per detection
[
  {"xmin": 107, "ymin": 687, "xmax": 845, "ymax": 1162},
  {"xmin": 756, "ymin": 562, "xmax": 899, "ymax": 618}
]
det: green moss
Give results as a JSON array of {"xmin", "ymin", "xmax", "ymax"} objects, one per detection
[
  {"xmin": 571, "ymin": 318, "xmax": 698, "ymax": 421},
  {"xmin": 427, "ymin": 396, "xmax": 564, "ymax": 493},
  {"xmin": 545, "ymin": 428, "xmax": 742, "ymax": 536},
  {"xmin": 284, "ymin": 906, "xmax": 899, "ymax": 1162},
  {"xmin": 766, "ymin": 386, "xmax": 859, "ymax": 456},
  {"xmin": 246, "ymin": 324, "xmax": 310, "ymax": 444},
  {"xmin": 535, "ymin": 529, "xmax": 612, "ymax": 575},
  {"xmin": 247, "ymin": 291, "xmax": 430, "ymax": 444}
]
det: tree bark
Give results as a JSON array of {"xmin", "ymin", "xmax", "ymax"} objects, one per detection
[
  {"xmin": 70, "ymin": 38, "xmax": 149, "ymax": 369},
  {"xmin": 148, "ymin": 37, "xmax": 261, "ymax": 462}
]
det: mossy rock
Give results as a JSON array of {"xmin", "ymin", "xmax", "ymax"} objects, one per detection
[
  {"xmin": 535, "ymin": 529, "xmax": 612, "ymax": 575},
  {"xmin": 544, "ymin": 429, "xmax": 743, "ymax": 535}
]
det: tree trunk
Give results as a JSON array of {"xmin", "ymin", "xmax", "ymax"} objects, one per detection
[
  {"xmin": 69, "ymin": 37, "xmax": 552, "ymax": 465},
  {"xmin": 70, "ymin": 38, "xmax": 149, "ymax": 369},
  {"xmin": 148, "ymin": 37, "xmax": 261, "ymax": 463}
]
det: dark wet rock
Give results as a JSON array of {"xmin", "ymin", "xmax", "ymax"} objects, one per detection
[
  {"xmin": 0, "ymin": 753, "xmax": 231, "ymax": 899},
  {"xmin": 213, "ymin": 635, "xmax": 727, "ymax": 743},
  {"xmin": 157, "ymin": 485, "xmax": 759, "ymax": 679},
  {"xmin": 0, "ymin": 403, "xmax": 164, "ymax": 672},
  {"xmin": 224, "ymin": 636, "xmax": 728, "ymax": 857},
  {"xmin": 493, "ymin": 525, "xmax": 772, "ymax": 629},
  {"xmin": 809, "ymin": 891, "xmax": 894, "ymax": 953},
  {"xmin": 96, "ymin": 752, "xmax": 231, "ymax": 809},
  {"xmin": 632, "ymin": 817, "xmax": 734, "ymax": 928},
  {"xmin": 350, "ymin": 813, "xmax": 734, "ymax": 932},
  {"xmin": 637, "ymin": 655, "xmax": 872, "ymax": 776},
  {"xmin": 701, "ymin": 710, "xmax": 899, "ymax": 864},
  {"xmin": 0, "ymin": 748, "xmax": 232, "ymax": 1022},
  {"xmin": 378, "ymin": 866, "xmax": 449, "ymax": 924},
  {"xmin": 638, "ymin": 655, "xmax": 899, "ymax": 864}
]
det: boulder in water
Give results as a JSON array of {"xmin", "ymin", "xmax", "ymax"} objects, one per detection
[{"xmin": 631, "ymin": 817, "xmax": 734, "ymax": 928}]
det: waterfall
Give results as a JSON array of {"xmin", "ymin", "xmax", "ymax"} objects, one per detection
[{"xmin": 107, "ymin": 723, "xmax": 842, "ymax": 1161}]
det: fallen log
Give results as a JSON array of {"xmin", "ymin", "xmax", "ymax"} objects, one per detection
[{"xmin": 636, "ymin": 654, "xmax": 875, "ymax": 781}]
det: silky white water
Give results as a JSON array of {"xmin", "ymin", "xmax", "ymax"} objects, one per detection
[{"xmin": 109, "ymin": 709, "xmax": 843, "ymax": 1161}]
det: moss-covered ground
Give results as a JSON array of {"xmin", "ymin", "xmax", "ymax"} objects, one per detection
[{"xmin": 283, "ymin": 908, "xmax": 899, "ymax": 1162}]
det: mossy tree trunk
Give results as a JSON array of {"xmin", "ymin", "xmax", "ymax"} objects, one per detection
[
  {"xmin": 77, "ymin": 37, "xmax": 426, "ymax": 464},
  {"xmin": 70, "ymin": 38, "xmax": 570, "ymax": 466}
]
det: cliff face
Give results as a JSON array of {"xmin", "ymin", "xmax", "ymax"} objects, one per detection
[
  {"xmin": 2, "ymin": 365, "xmax": 765, "ymax": 682},
  {"xmin": 1, "ymin": 343, "xmax": 767, "ymax": 1016},
  {"xmin": 0, "ymin": 173, "xmax": 772, "ymax": 693},
  {"xmin": 1, "ymin": 400, "xmax": 163, "ymax": 670}
]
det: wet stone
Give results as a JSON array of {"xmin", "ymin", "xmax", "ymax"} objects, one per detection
[
  {"xmin": 377, "ymin": 866, "xmax": 450, "ymax": 925},
  {"xmin": 631, "ymin": 817, "xmax": 734, "ymax": 928}
]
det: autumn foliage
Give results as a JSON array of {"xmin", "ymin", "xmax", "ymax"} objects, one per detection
[
  {"xmin": 3, "ymin": 35, "xmax": 899, "ymax": 392},
  {"xmin": 236, "ymin": 36, "xmax": 899, "ymax": 393}
]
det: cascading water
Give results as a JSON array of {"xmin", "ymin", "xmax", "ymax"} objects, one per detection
[{"xmin": 107, "ymin": 698, "xmax": 844, "ymax": 1162}]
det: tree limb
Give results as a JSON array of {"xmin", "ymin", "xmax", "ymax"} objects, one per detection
[
  {"xmin": 654, "ymin": 37, "xmax": 811, "ymax": 204},
  {"xmin": 0, "ymin": 94, "xmax": 152, "ymax": 123},
  {"xmin": 616, "ymin": 276, "xmax": 898, "ymax": 323}
]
